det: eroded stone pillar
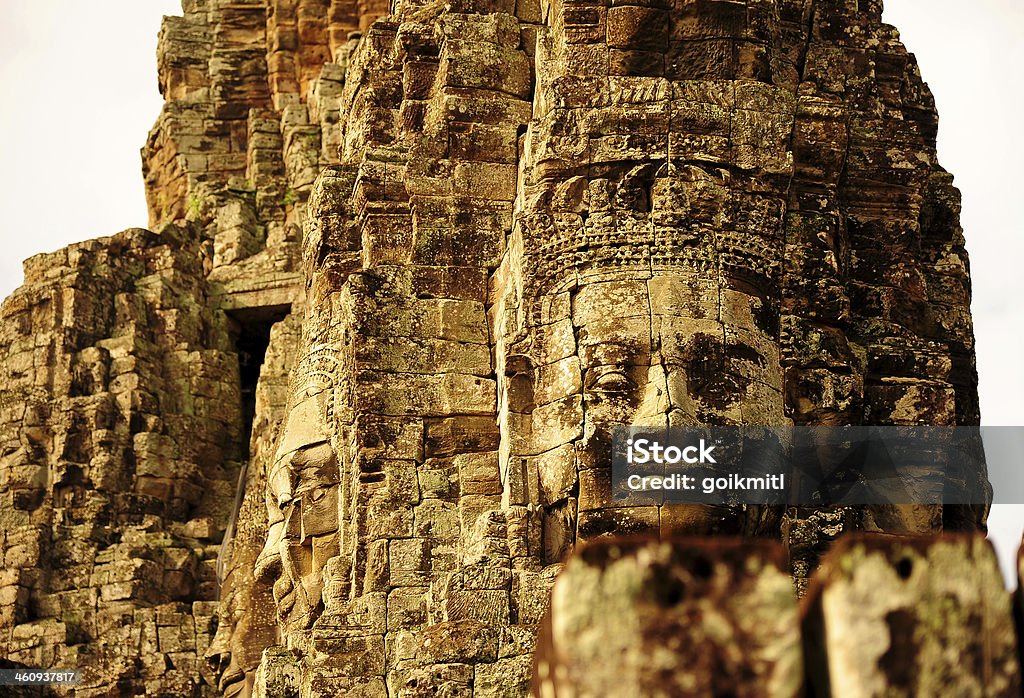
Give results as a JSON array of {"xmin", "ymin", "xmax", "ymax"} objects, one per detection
[
  {"xmin": 532, "ymin": 537, "xmax": 803, "ymax": 697},
  {"xmin": 803, "ymin": 534, "xmax": 1020, "ymax": 697}
]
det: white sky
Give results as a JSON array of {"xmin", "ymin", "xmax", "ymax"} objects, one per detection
[{"xmin": 0, "ymin": 2, "xmax": 1020, "ymax": 582}]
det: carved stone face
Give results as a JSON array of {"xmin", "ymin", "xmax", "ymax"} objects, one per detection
[
  {"xmin": 583, "ymin": 274, "xmax": 784, "ymax": 534},
  {"xmin": 501, "ymin": 115, "xmax": 792, "ymax": 559},
  {"xmin": 516, "ymin": 270, "xmax": 785, "ymax": 558},
  {"xmin": 207, "ymin": 577, "xmax": 254, "ymax": 698},
  {"xmin": 256, "ymin": 395, "xmax": 340, "ymax": 633},
  {"xmin": 576, "ymin": 274, "xmax": 782, "ymax": 439}
]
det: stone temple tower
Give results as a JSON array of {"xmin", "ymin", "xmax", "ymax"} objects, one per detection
[{"xmin": 0, "ymin": 0, "xmax": 996, "ymax": 696}]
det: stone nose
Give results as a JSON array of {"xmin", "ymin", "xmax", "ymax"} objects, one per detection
[
  {"xmin": 629, "ymin": 363, "xmax": 674, "ymax": 426},
  {"xmin": 254, "ymin": 520, "xmax": 285, "ymax": 582}
]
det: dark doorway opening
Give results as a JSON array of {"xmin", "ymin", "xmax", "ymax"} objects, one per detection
[{"xmin": 226, "ymin": 304, "xmax": 291, "ymax": 458}]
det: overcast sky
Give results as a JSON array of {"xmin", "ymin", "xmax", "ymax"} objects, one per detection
[{"xmin": 0, "ymin": 1, "xmax": 1020, "ymax": 581}]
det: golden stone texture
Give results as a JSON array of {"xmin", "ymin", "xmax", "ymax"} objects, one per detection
[{"xmin": 0, "ymin": 0, "xmax": 1005, "ymax": 696}]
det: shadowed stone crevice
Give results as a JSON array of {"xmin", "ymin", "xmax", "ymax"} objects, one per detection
[{"xmin": 227, "ymin": 304, "xmax": 292, "ymax": 458}]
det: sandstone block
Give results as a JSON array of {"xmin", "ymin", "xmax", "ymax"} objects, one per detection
[
  {"xmin": 804, "ymin": 534, "xmax": 1020, "ymax": 697},
  {"xmin": 534, "ymin": 538, "xmax": 801, "ymax": 696}
]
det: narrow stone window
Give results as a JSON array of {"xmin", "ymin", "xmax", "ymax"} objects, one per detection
[{"xmin": 226, "ymin": 304, "xmax": 290, "ymax": 457}]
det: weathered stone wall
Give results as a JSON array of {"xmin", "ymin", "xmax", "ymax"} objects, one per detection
[
  {"xmin": 0, "ymin": 0, "xmax": 1001, "ymax": 696},
  {"xmin": 535, "ymin": 534, "xmax": 1021, "ymax": 697},
  {"xmin": 0, "ymin": 227, "xmax": 241, "ymax": 694}
]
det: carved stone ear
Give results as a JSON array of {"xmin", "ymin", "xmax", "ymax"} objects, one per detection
[
  {"xmin": 504, "ymin": 353, "xmax": 535, "ymax": 377},
  {"xmin": 505, "ymin": 353, "xmax": 537, "ymax": 414}
]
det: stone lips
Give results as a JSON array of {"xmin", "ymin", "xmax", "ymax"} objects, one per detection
[{"xmin": 0, "ymin": 0, "xmax": 991, "ymax": 696}]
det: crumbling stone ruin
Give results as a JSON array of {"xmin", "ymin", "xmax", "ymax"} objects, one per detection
[{"xmin": 0, "ymin": 0, "xmax": 1013, "ymax": 696}]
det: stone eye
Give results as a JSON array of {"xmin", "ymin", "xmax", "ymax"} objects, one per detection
[{"xmin": 589, "ymin": 370, "xmax": 635, "ymax": 393}]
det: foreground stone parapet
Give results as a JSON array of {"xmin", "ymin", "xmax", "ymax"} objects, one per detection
[
  {"xmin": 531, "ymin": 535, "xmax": 1022, "ymax": 697},
  {"xmin": 803, "ymin": 534, "xmax": 1020, "ymax": 697},
  {"xmin": 532, "ymin": 538, "xmax": 803, "ymax": 697}
]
